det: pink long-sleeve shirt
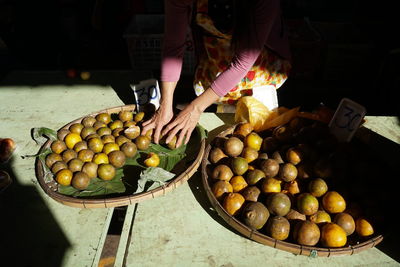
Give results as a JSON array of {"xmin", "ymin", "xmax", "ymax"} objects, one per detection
[{"xmin": 161, "ymin": 0, "xmax": 291, "ymax": 97}]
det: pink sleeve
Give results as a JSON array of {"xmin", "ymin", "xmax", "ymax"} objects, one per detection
[
  {"xmin": 211, "ymin": 0, "xmax": 280, "ymax": 97},
  {"xmin": 160, "ymin": 0, "xmax": 193, "ymax": 82}
]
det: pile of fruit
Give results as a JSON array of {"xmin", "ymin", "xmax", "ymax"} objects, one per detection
[
  {"xmin": 44, "ymin": 110, "xmax": 174, "ymax": 191},
  {"xmin": 207, "ymin": 118, "xmax": 375, "ymax": 248}
]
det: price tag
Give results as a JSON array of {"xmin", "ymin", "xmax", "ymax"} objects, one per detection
[
  {"xmin": 328, "ymin": 98, "xmax": 366, "ymax": 142},
  {"xmin": 130, "ymin": 79, "xmax": 161, "ymax": 112}
]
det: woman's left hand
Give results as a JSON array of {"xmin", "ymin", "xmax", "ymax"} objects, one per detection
[{"xmin": 161, "ymin": 103, "xmax": 202, "ymax": 148}]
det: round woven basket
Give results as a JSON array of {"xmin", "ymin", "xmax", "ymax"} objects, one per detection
[
  {"xmin": 36, "ymin": 104, "xmax": 205, "ymax": 208},
  {"xmin": 201, "ymin": 124, "xmax": 383, "ymax": 257}
]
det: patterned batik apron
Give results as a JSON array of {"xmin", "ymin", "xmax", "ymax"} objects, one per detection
[{"xmin": 193, "ymin": 0, "xmax": 291, "ymax": 110}]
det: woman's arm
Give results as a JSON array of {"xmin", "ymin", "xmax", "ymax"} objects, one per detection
[{"xmin": 211, "ymin": 0, "xmax": 280, "ymax": 97}]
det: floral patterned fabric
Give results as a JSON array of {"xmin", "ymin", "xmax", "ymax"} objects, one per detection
[{"xmin": 193, "ymin": 0, "xmax": 291, "ymax": 105}]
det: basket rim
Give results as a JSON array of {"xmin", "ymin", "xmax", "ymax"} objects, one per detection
[
  {"xmin": 200, "ymin": 124, "xmax": 383, "ymax": 257},
  {"xmin": 35, "ymin": 104, "xmax": 205, "ymax": 208}
]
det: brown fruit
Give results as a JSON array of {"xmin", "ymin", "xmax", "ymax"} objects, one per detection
[
  {"xmin": 209, "ymin": 147, "xmax": 228, "ymax": 164},
  {"xmin": 278, "ymin": 163, "xmax": 298, "ymax": 182},
  {"xmin": 87, "ymin": 137, "xmax": 104, "ymax": 153},
  {"xmin": 134, "ymin": 111, "xmax": 145, "ymax": 122},
  {"xmin": 322, "ymin": 191, "xmax": 346, "ymax": 214},
  {"xmin": 260, "ymin": 159, "xmax": 279, "ymax": 178},
  {"xmin": 121, "ymin": 142, "xmax": 137, "ymax": 158},
  {"xmin": 293, "ymin": 220, "xmax": 320, "ymax": 246},
  {"xmin": 69, "ymin": 123, "xmax": 84, "ymax": 135},
  {"xmin": 97, "ymin": 126, "xmax": 112, "ymax": 137},
  {"xmin": 211, "ymin": 164, "xmax": 234, "ymax": 181},
  {"xmin": 71, "ymin": 171, "xmax": 90, "ymax": 190},
  {"xmin": 285, "ymin": 209, "xmax": 306, "ymax": 222},
  {"xmin": 242, "ymin": 202, "xmax": 270, "ymax": 230},
  {"xmin": 115, "ymin": 135, "xmax": 130, "ymax": 147},
  {"xmin": 308, "ymin": 178, "xmax": 328, "ymax": 197},
  {"xmin": 241, "ymin": 147, "xmax": 258, "ymax": 163},
  {"xmin": 95, "ymin": 112, "xmax": 111, "ymax": 124},
  {"xmin": 68, "ymin": 158, "xmax": 84, "ymax": 172},
  {"xmin": 93, "ymin": 121, "xmax": 106, "ymax": 131},
  {"xmin": 245, "ymin": 169, "xmax": 265, "ymax": 185},
  {"xmin": 51, "ymin": 161, "xmax": 68, "ymax": 174},
  {"xmin": 81, "ymin": 162, "xmax": 98, "ymax": 179},
  {"xmin": 297, "ymin": 193, "xmax": 319, "ymax": 216},
  {"xmin": 273, "ymin": 125, "xmax": 293, "ymax": 143},
  {"xmin": 80, "ymin": 127, "xmax": 96, "ymax": 139},
  {"xmin": 78, "ymin": 149, "xmax": 95, "ymax": 163},
  {"xmin": 101, "ymin": 134, "xmax": 115, "ymax": 144},
  {"xmin": 265, "ymin": 216, "xmax": 290, "ymax": 240},
  {"xmin": 112, "ymin": 128, "xmax": 124, "ymax": 137},
  {"xmin": 135, "ymin": 135, "xmax": 151, "ymax": 150},
  {"xmin": 334, "ymin": 212, "xmax": 355, "ymax": 236},
  {"xmin": 109, "ymin": 120, "xmax": 123, "ymax": 130},
  {"xmin": 222, "ymin": 192, "xmax": 245, "ymax": 216},
  {"xmin": 73, "ymin": 141, "xmax": 88, "ymax": 153},
  {"xmin": 45, "ymin": 153, "xmax": 63, "ymax": 168},
  {"xmin": 82, "ymin": 116, "xmax": 96, "ymax": 127},
  {"xmin": 230, "ymin": 157, "xmax": 248, "ymax": 176},
  {"xmin": 265, "ymin": 192, "xmax": 291, "ymax": 216},
  {"xmin": 51, "ymin": 140, "xmax": 67, "ymax": 154},
  {"xmin": 61, "ymin": 149, "xmax": 77, "ymax": 163},
  {"xmin": 241, "ymin": 186, "xmax": 261, "ymax": 202},
  {"xmin": 108, "ymin": 150, "xmax": 126, "ymax": 168},
  {"xmin": 320, "ymin": 223, "xmax": 347, "ymax": 248},
  {"xmin": 97, "ymin": 163, "xmax": 116, "ymax": 180},
  {"xmin": 118, "ymin": 110, "xmax": 133, "ymax": 122},
  {"xmin": 57, "ymin": 129, "xmax": 70, "ymax": 141},
  {"xmin": 223, "ymin": 136, "xmax": 244, "ymax": 157},
  {"xmin": 271, "ymin": 150, "xmax": 284, "ymax": 164},
  {"xmin": 261, "ymin": 177, "xmax": 281, "ymax": 194},
  {"xmin": 211, "ymin": 180, "xmax": 233, "ymax": 201}
]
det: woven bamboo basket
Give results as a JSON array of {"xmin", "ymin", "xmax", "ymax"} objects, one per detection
[
  {"xmin": 36, "ymin": 104, "xmax": 205, "ymax": 208},
  {"xmin": 201, "ymin": 124, "xmax": 383, "ymax": 257}
]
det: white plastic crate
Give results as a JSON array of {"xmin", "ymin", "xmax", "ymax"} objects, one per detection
[{"xmin": 124, "ymin": 15, "xmax": 196, "ymax": 74}]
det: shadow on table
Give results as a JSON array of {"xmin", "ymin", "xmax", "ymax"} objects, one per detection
[{"xmin": 0, "ymin": 159, "xmax": 70, "ymax": 267}]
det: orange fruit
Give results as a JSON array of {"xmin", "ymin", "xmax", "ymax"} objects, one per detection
[
  {"xmin": 233, "ymin": 122, "xmax": 254, "ymax": 138},
  {"xmin": 78, "ymin": 149, "xmax": 95, "ymax": 163},
  {"xmin": 261, "ymin": 177, "xmax": 281, "ymax": 194},
  {"xmin": 229, "ymin": 175, "xmax": 248, "ymax": 192},
  {"xmin": 65, "ymin": 132, "xmax": 83, "ymax": 149},
  {"xmin": 322, "ymin": 191, "xmax": 346, "ymax": 214},
  {"xmin": 320, "ymin": 223, "xmax": 347, "ymax": 248},
  {"xmin": 93, "ymin": 153, "xmax": 109, "ymax": 165},
  {"xmin": 144, "ymin": 152, "xmax": 160, "ymax": 167},
  {"xmin": 355, "ymin": 218, "xmax": 374, "ymax": 237},
  {"xmin": 222, "ymin": 192, "xmax": 245, "ymax": 216},
  {"xmin": 108, "ymin": 120, "xmax": 124, "ymax": 130},
  {"xmin": 118, "ymin": 110, "xmax": 133, "ymax": 122},
  {"xmin": 134, "ymin": 111, "xmax": 145, "ymax": 122},
  {"xmin": 309, "ymin": 210, "xmax": 331, "ymax": 225},
  {"xmin": 103, "ymin": 142, "xmax": 120, "ymax": 155},
  {"xmin": 55, "ymin": 169, "xmax": 73, "ymax": 186},
  {"xmin": 244, "ymin": 132, "xmax": 263, "ymax": 151},
  {"xmin": 212, "ymin": 180, "xmax": 233, "ymax": 200}
]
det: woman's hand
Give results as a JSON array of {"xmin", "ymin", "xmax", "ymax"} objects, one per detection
[
  {"xmin": 141, "ymin": 104, "xmax": 174, "ymax": 144},
  {"xmin": 161, "ymin": 103, "xmax": 202, "ymax": 148},
  {"xmin": 162, "ymin": 88, "xmax": 220, "ymax": 147}
]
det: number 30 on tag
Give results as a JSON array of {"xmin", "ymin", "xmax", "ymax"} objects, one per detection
[
  {"xmin": 329, "ymin": 98, "xmax": 366, "ymax": 142},
  {"xmin": 131, "ymin": 79, "xmax": 161, "ymax": 112}
]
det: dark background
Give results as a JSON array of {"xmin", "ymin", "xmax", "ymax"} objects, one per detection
[{"xmin": 0, "ymin": 0, "xmax": 398, "ymax": 115}]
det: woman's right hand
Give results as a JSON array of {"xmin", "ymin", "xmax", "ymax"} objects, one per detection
[{"xmin": 141, "ymin": 103, "xmax": 174, "ymax": 144}]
